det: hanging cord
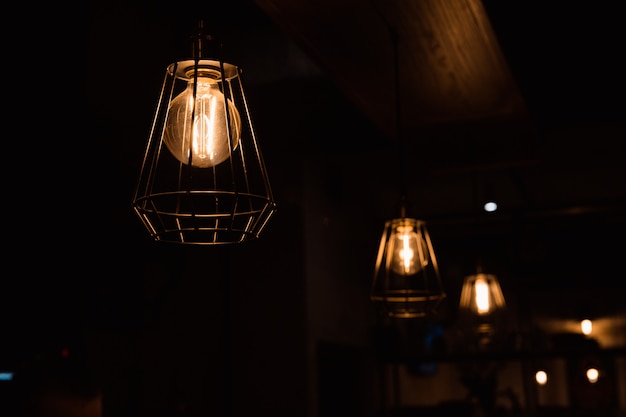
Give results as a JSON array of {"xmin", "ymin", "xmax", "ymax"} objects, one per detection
[
  {"xmin": 372, "ymin": 4, "xmax": 410, "ymax": 218},
  {"xmin": 390, "ymin": 28, "xmax": 410, "ymax": 218}
]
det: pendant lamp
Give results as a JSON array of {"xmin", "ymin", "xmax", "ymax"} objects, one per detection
[
  {"xmin": 369, "ymin": 27, "xmax": 446, "ymax": 319},
  {"xmin": 456, "ymin": 166, "xmax": 508, "ymax": 346},
  {"xmin": 371, "ymin": 201, "xmax": 446, "ymax": 319},
  {"xmin": 132, "ymin": 21, "xmax": 277, "ymax": 245},
  {"xmin": 458, "ymin": 265, "xmax": 507, "ymax": 347}
]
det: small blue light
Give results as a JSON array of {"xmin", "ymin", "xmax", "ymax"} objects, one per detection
[{"xmin": 0, "ymin": 372, "xmax": 13, "ymax": 381}]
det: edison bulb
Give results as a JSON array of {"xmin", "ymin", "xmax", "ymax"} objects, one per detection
[
  {"xmin": 164, "ymin": 73, "xmax": 241, "ymax": 168},
  {"xmin": 474, "ymin": 277, "xmax": 491, "ymax": 314},
  {"xmin": 390, "ymin": 224, "xmax": 428, "ymax": 275},
  {"xmin": 580, "ymin": 319, "xmax": 592, "ymax": 335},
  {"xmin": 586, "ymin": 368, "xmax": 599, "ymax": 383},
  {"xmin": 535, "ymin": 370, "xmax": 548, "ymax": 385}
]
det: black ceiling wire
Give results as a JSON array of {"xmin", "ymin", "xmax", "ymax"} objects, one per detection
[
  {"xmin": 371, "ymin": 2, "xmax": 410, "ymax": 218},
  {"xmin": 391, "ymin": 27, "xmax": 410, "ymax": 218}
]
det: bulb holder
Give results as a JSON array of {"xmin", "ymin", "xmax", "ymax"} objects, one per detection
[
  {"xmin": 132, "ymin": 38, "xmax": 276, "ymax": 244},
  {"xmin": 370, "ymin": 218, "xmax": 446, "ymax": 318}
]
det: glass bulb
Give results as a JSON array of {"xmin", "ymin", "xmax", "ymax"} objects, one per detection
[
  {"xmin": 474, "ymin": 277, "xmax": 491, "ymax": 314},
  {"xmin": 164, "ymin": 75, "xmax": 241, "ymax": 168},
  {"xmin": 586, "ymin": 368, "xmax": 599, "ymax": 383},
  {"xmin": 460, "ymin": 273, "xmax": 506, "ymax": 316},
  {"xmin": 580, "ymin": 319, "xmax": 592, "ymax": 335},
  {"xmin": 390, "ymin": 225, "xmax": 428, "ymax": 275},
  {"xmin": 535, "ymin": 370, "xmax": 548, "ymax": 385}
]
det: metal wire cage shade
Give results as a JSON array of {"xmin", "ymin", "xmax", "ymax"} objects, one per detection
[
  {"xmin": 459, "ymin": 272, "xmax": 506, "ymax": 317},
  {"xmin": 370, "ymin": 217, "xmax": 446, "ymax": 318},
  {"xmin": 458, "ymin": 272, "xmax": 507, "ymax": 345},
  {"xmin": 132, "ymin": 29, "xmax": 277, "ymax": 245}
]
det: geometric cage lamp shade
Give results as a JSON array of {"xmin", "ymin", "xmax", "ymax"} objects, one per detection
[
  {"xmin": 132, "ymin": 21, "xmax": 277, "ymax": 244},
  {"xmin": 458, "ymin": 270, "xmax": 507, "ymax": 346},
  {"xmin": 459, "ymin": 272, "xmax": 506, "ymax": 317},
  {"xmin": 370, "ymin": 215, "xmax": 447, "ymax": 319}
]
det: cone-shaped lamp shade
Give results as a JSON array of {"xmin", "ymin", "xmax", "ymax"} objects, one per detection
[
  {"xmin": 458, "ymin": 272, "xmax": 507, "ymax": 345},
  {"xmin": 132, "ymin": 30, "xmax": 276, "ymax": 244},
  {"xmin": 370, "ymin": 218, "xmax": 446, "ymax": 318},
  {"xmin": 459, "ymin": 273, "xmax": 505, "ymax": 316}
]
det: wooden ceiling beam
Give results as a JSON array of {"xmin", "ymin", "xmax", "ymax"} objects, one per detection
[{"xmin": 254, "ymin": 0, "xmax": 529, "ymax": 140}]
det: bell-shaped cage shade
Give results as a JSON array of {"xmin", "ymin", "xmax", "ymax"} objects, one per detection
[
  {"xmin": 458, "ymin": 272, "xmax": 508, "ymax": 346},
  {"xmin": 370, "ymin": 218, "xmax": 446, "ymax": 318},
  {"xmin": 459, "ymin": 273, "xmax": 506, "ymax": 316},
  {"xmin": 132, "ymin": 58, "xmax": 277, "ymax": 244}
]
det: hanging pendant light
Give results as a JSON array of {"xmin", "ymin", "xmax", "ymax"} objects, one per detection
[
  {"xmin": 132, "ymin": 21, "xmax": 277, "ymax": 245},
  {"xmin": 369, "ymin": 25, "xmax": 446, "ymax": 319},
  {"xmin": 455, "ymin": 164, "xmax": 509, "ymax": 347},
  {"xmin": 371, "ymin": 201, "xmax": 446, "ymax": 319},
  {"xmin": 458, "ymin": 264, "xmax": 507, "ymax": 347}
]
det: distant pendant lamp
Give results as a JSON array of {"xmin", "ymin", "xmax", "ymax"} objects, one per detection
[
  {"xmin": 457, "ymin": 166, "xmax": 509, "ymax": 345},
  {"xmin": 371, "ymin": 201, "xmax": 447, "ymax": 318},
  {"xmin": 458, "ymin": 264, "xmax": 507, "ymax": 346},
  {"xmin": 369, "ymin": 26, "xmax": 446, "ymax": 319},
  {"xmin": 132, "ymin": 21, "xmax": 277, "ymax": 244}
]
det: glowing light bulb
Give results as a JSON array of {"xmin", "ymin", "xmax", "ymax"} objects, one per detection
[
  {"xmin": 459, "ymin": 273, "xmax": 506, "ymax": 317},
  {"xmin": 586, "ymin": 368, "xmax": 599, "ymax": 383},
  {"xmin": 535, "ymin": 370, "xmax": 548, "ymax": 385},
  {"xmin": 164, "ymin": 71, "xmax": 241, "ymax": 168},
  {"xmin": 390, "ymin": 225, "xmax": 428, "ymax": 275},
  {"xmin": 474, "ymin": 277, "xmax": 491, "ymax": 314},
  {"xmin": 581, "ymin": 319, "xmax": 592, "ymax": 335}
]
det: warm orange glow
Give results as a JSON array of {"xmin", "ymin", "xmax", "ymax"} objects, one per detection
[
  {"xmin": 535, "ymin": 370, "xmax": 548, "ymax": 385},
  {"xmin": 371, "ymin": 217, "xmax": 446, "ymax": 319},
  {"xmin": 164, "ymin": 72, "xmax": 241, "ymax": 168},
  {"xmin": 586, "ymin": 368, "xmax": 599, "ymax": 383},
  {"xmin": 474, "ymin": 277, "xmax": 490, "ymax": 314},
  {"xmin": 581, "ymin": 319, "xmax": 592, "ymax": 335},
  {"xmin": 459, "ymin": 273, "xmax": 506, "ymax": 316},
  {"xmin": 389, "ymin": 224, "xmax": 428, "ymax": 275}
]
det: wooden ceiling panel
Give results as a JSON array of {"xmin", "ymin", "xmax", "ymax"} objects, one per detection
[
  {"xmin": 394, "ymin": 0, "xmax": 528, "ymax": 126},
  {"xmin": 254, "ymin": 0, "xmax": 529, "ymax": 140}
]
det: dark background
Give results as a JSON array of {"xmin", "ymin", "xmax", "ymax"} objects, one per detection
[{"xmin": 3, "ymin": 0, "xmax": 626, "ymax": 415}]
